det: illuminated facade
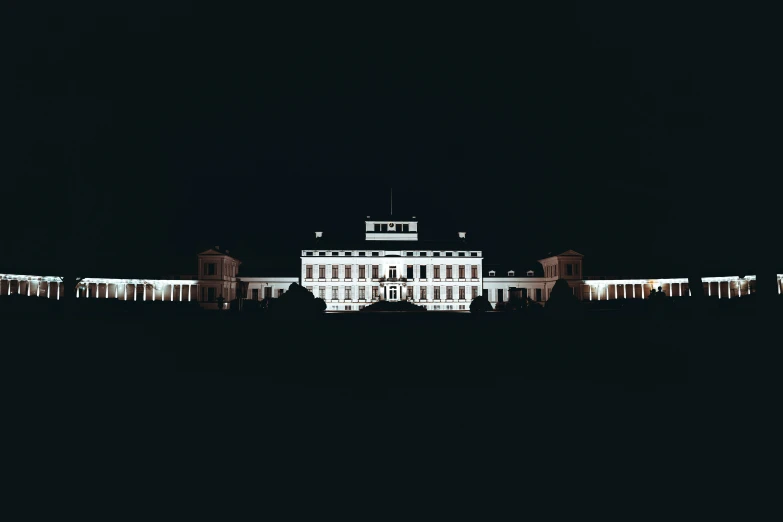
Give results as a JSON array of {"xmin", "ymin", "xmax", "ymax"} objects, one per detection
[{"xmin": 1, "ymin": 215, "xmax": 782, "ymax": 310}]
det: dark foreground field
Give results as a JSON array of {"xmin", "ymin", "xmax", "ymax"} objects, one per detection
[{"xmin": 3, "ymin": 303, "xmax": 779, "ymax": 515}]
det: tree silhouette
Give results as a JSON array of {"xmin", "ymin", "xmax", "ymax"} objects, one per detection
[
  {"xmin": 545, "ymin": 278, "xmax": 581, "ymax": 317},
  {"xmin": 470, "ymin": 294, "xmax": 493, "ymax": 313}
]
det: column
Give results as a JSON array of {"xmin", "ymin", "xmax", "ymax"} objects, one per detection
[
  {"xmin": 170, "ymin": 284, "xmax": 174, "ymax": 301},
  {"xmin": 623, "ymin": 284, "xmax": 627, "ymax": 299},
  {"xmin": 632, "ymin": 284, "xmax": 636, "ymax": 298},
  {"xmin": 27, "ymin": 280, "xmax": 30, "ymax": 296},
  {"xmin": 589, "ymin": 286, "xmax": 592, "ymax": 301},
  {"xmin": 152, "ymin": 285, "xmax": 155, "ymax": 301},
  {"xmin": 134, "ymin": 284, "xmax": 137, "ymax": 301},
  {"xmin": 669, "ymin": 284, "xmax": 672, "ymax": 297},
  {"xmin": 718, "ymin": 282, "xmax": 721, "ymax": 299},
  {"xmin": 708, "ymin": 281, "xmax": 711, "ymax": 297},
  {"xmin": 47, "ymin": 282, "xmax": 50, "ymax": 298},
  {"xmin": 57, "ymin": 282, "xmax": 60, "ymax": 300},
  {"xmin": 615, "ymin": 284, "xmax": 618, "ymax": 299},
  {"xmin": 124, "ymin": 285, "xmax": 127, "ymax": 301},
  {"xmin": 86, "ymin": 284, "xmax": 89, "ymax": 298},
  {"xmin": 679, "ymin": 282, "xmax": 682, "ymax": 297},
  {"xmin": 143, "ymin": 284, "xmax": 146, "ymax": 301},
  {"xmin": 189, "ymin": 285, "xmax": 192, "ymax": 302},
  {"xmin": 180, "ymin": 284, "xmax": 183, "ymax": 301}
]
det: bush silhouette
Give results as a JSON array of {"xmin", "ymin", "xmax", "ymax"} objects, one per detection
[
  {"xmin": 470, "ymin": 294, "xmax": 493, "ymax": 313},
  {"xmin": 361, "ymin": 300, "xmax": 427, "ymax": 312},
  {"xmin": 545, "ymin": 278, "xmax": 581, "ymax": 317},
  {"xmin": 268, "ymin": 283, "xmax": 324, "ymax": 315}
]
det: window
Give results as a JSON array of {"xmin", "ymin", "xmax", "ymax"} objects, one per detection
[
  {"xmin": 407, "ymin": 265, "xmax": 413, "ymax": 279},
  {"xmin": 389, "ymin": 287, "xmax": 397, "ymax": 300},
  {"xmin": 508, "ymin": 271, "xmax": 515, "ymax": 276},
  {"xmin": 567, "ymin": 264, "xmax": 573, "ymax": 276},
  {"xmin": 459, "ymin": 305, "xmax": 465, "ymax": 310},
  {"xmin": 575, "ymin": 264, "xmax": 579, "ymax": 275},
  {"xmin": 471, "ymin": 252, "xmax": 478, "ymax": 257},
  {"xmin": 319, "ymin": 266, "xmax": 325, "ymax": 278},
  {"xmin": 205, "ymin": 263, "xmax": 216, "ymax": 276},
  {"xmin": 252, "ymin": 289, "xmax": 259, "ymax": 300},
  {"xmin": 359, "ymin": 305, "xmax": 365, "ymax": 310},
  {"xmin": 459, "ymin": 287, "xmax": 465, "ymax": 300},
  {"xmin": 402, "ymin": 224, "xmax": 409, "ymax": 232},
  {"xmin": 434, "ymin": 287, "xmax": 441, "ymax": 300},
  {"xmin": 447, "ymin": 287, "xmax": 453, "ymax": 300},
  {"xmin": 381, "ymin": 224, "xmax": 388, "ymax": 232},
  {"xmin": 407, "ymin": 251, "xmax": 413, "ymax": 256},
  {"xmin": 332, "ymin": 287, "xmax": 338, "ymax": 300},
  {"xmin": 459, "ymin": 266, "xmax": 465, "ymax": 278},
  {"xmin": 434, "ymin": 266, "xmax": 440, "ymax": 278},
  {"xmin": 306, "ymin": 265, "xmax": 313, "ymax": 278},
  {"xmin": 346, "ymin": 287, "xmax": 352, "ymax": 300},
  {"xmin": 306, "ymin": 252, "xmax": 313, "ymax": 256},
  {"xmin": 345, "ymin": 265, "xmax": 351, "ymax": 279},
  {"xmin": 446, "ymin": 252, "xmax": 453, "ymax": 257},
  {"xmin": 319, "ymin": 288, "xmax": 325, "ymax": 299},
  {"xmin": 306, "ymin": 286, "xmax": 313, "ymax": 293},
  {"xmin": 344, "ymin": 305, "xmax": 352, "ymax": 311},
  {"xmin": 446, "ymin": 266, "xmax": 452, "ymax": 279},
  {"xmin": 459, "ymin": 252, "xmax": 465, "ymax": 257},
  {"xmin": 420, "ymin": 266, "xmax": 427, "ymax": 279},
  {"xmin": 498, "ymin": 289, "xmax": 504, "ymax": 302},
  {"xmin": 471, "ymin": 266, "xmax": 477, "ymax": 279},
  {"xmin": 264, "ymin": 287, "xmax": 272, "ymax": 299},
  {"xmin": 344, "ymin": 251, "xmax": 352, "ymax": 257},
  {"xmin": 372, "ymin": 287, "xmax": 379, "ymax": 299},
  {"xmin": 420, "ymin": 287, "xmax": 427, "ymax": 300},
  {"xmin": 359, "ymin": 252, "xmax": 366, "ymax": 257},
  {"xmin": 319, "ymin": 252, "xmax": 325, "ymax": 256},
  {"xmin": 471, "ymin": 286, "xmax": 478, "ymax": 299},
  {"xmin": 277, "ymin": 289, "xmax": 284, "ymax": 297},
  {"xmin": 332, "ymin": 266, "xmax": 338, "ymax": 279},
  {"xmin": 359, "ymin": 265, "xmax": 366, "ymax": 279},
  {"xmin": 433, "ymin": 252, "xmax": 440, "ymax": 257},
  {"xmin": 372, "ymin": 265, "xmax": 379, "ymax": 278},
  {"xmin": 372, "ymin": 252, "xmax": 379, "ymax": 256},
  {"xmin": 375, "ymin": 223, "xmax": 381, "ymax": 231},
  {"xmin": 536, "ymin": 288, "xmax": 542, "ymax": 301},
  {"xmin": 489, "ymin": 270, "xmax": 495, "ymax": 277},
  {"xmin": 389, "ymin": 266, "xmax": 397, "ymax": 278},
  {"xmin": 359, "ymin": 287, "xmax": 366, "ymax": 300}
]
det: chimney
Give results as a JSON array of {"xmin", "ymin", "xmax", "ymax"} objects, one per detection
[
  {"xmin": 315, "ymin": 231, "xmax": 323, "ymax": 238},
  {"xmin": 458, "ymin": 232, "xmax": 466, "ymax": 239}
]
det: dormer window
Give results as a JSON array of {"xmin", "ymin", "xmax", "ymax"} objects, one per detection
[
  {"xmin": 508, "ymin": 271, "xmax": 515, "ymax": 276},
  {"xmin": 489, "ymin": 270, "xmax": 495, "ymax": 277},
  {"xmin": 527, "ymin": 270, "xmax": 534, "ymax": 277},
  {"xmin": 458, "ymin": 252, "xmax": 465, "ymax": 257},
  {"xmin": 306, "ymin": 252, "xmax": 313, "ymax": 256},
  {"xmin": 319, "ymin": 252, "xmax": 325, "ymax": 256},
  {"xmin": 446, "ymin": 252, "xmax": 453, "ymax": 257},
  {"xmin": 471, "ymin": 252, "xmax": 478, "ymax": 257}
]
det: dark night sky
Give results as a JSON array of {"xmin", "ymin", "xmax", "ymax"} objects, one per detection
[{"xmin": 1, "ymin": 4, "xmax": 778, "ymax": 279}]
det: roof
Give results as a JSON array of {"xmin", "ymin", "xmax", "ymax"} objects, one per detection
[
  {"xmin": 304, "ymin": 239, "xmax": 477, "ymax": 252},
  {"xmin": 198, "ymin": 247, "xmax": 241, "ymax": 262},
  {"xmin": 538, "ymin": 249, "xmax": 584, "ymax": 262}
]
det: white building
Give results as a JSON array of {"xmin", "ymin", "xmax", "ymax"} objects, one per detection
[{"xmin": 2, "ymin": 215, "xmax": 781, "ymax": 309}]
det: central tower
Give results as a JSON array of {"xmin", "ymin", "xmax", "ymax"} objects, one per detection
[{"xmin": 364, "ymin": 217, "xmax": 418, "ymax": 241}]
